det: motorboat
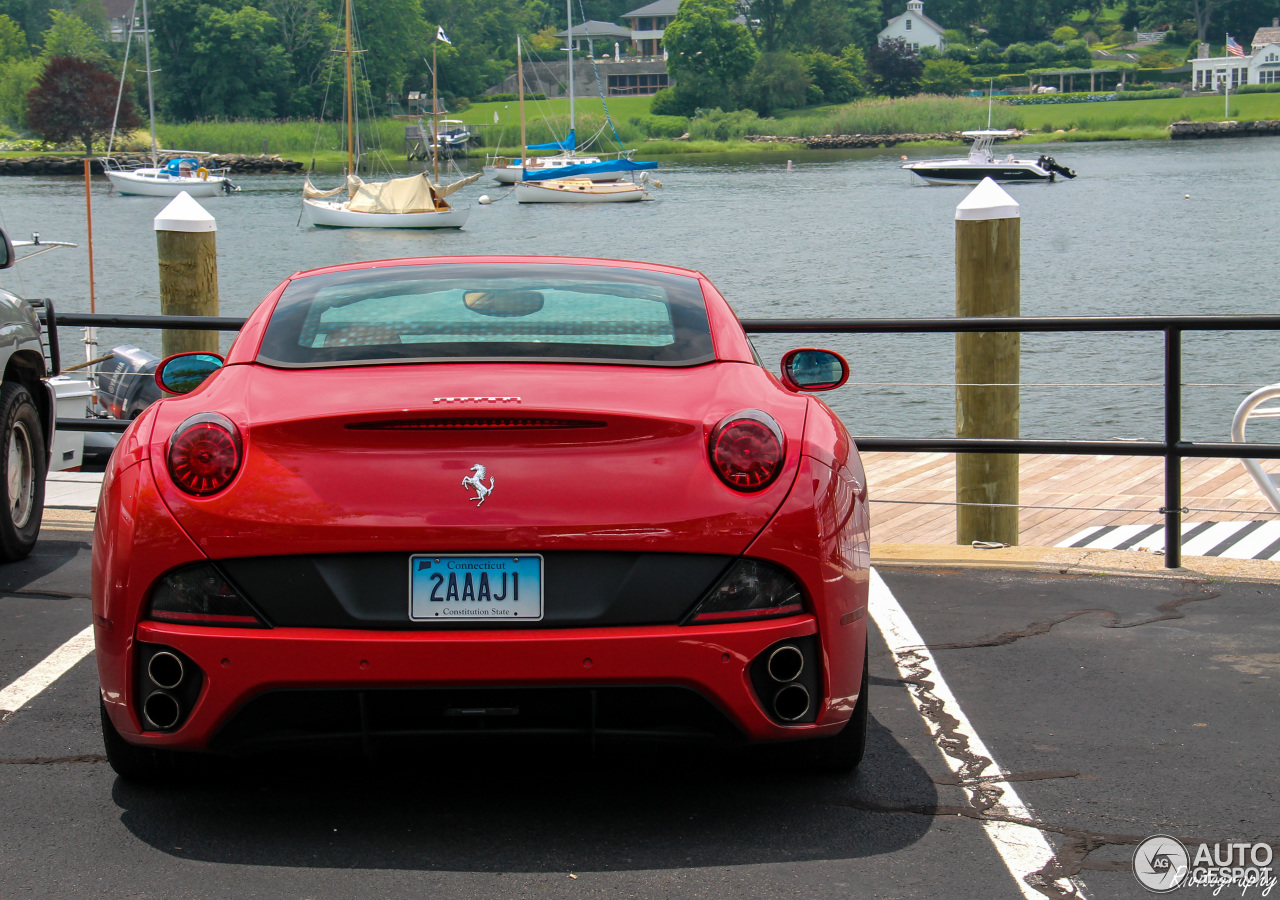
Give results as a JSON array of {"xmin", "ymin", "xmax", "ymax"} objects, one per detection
[{"xmin": 903, "ymin": 130, "xmax": 1076, "ymax": 185}]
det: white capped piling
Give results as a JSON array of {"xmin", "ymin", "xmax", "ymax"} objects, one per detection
[
  {"xmin": 955, "ymin": 177, "xmax": 1020, "ymax": 546},
  {"xmin": 154, "ymin": 191, "xmax": 219, "ymax": 357}
]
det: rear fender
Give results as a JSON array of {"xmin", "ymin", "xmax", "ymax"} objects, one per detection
[
  {"xmin": 743, "ymin": 455, "xmax": 870, "ymax": 724},
  {"xmin": 93, "ymin": 448, "xmax": 207, "ymax": 737}
]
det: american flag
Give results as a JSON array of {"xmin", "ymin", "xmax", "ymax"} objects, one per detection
[{"xmin": 1227, "ymin": 35, "xmax": 1245, "ymax": 57}]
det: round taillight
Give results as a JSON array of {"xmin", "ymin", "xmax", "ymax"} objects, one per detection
[
  {"xmin": 709, "ymin": 410, "xmax": 785, "ymax": 492},
  {"xmin": 167, "ymin": 413, "xmax": 242, "ymax": 496}
]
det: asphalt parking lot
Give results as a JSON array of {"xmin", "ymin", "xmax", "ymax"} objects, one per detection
[{"xmin": 1, "ymin": 519, "xmax": 1277, "ymax": 899}]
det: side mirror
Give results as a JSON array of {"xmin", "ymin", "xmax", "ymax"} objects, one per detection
[
  {"xmin": 155, "ymin": 352, "xmax": 224, "ymax": 395},
  {"xmin": 780, "ymin": 348, "xmax": 849, "ymax": 392},
  {"xmin": 0, "ymin": 227, "xmax": 13, "ymax": 270}
]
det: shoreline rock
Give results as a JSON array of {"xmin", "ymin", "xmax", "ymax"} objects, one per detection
[
  {"xmin": 0, "ymin": 153, "xmax": 304, "ymax": 176},
  {"xmin": 1170, "ymin": 119, "xmax": 1280, "ymax": 139}
]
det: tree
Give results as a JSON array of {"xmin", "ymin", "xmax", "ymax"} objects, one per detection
[
  {"xmin": 259, "ymin": 0, "xmax": 339, "ymax": 116},
  {"xmin": 0, "ymin": 13, "xmax": 27, "ymax": 61},
  {"xmin": 663, "ymin": 0, "xmax": 758, "ymax": 106},
  {"xmin": 39, "ymin": 10, "xmax": 107, "ymax": 65},
  {"xmin": 160, "ymin": 6, "xmax": 293, "ymax": 119},
  {"xmin": 920, "ymin": 57, "xmax": 971, "ymax": 94},
  {"xmin": 1052, "ymin": 25, "xmax": 1079, "ymax": 42},
  {"xmin": 868, "ymin": 37, "xmax": 923, "ymax": 97},
  {"xmin": 748, "ymin": 0, "xmax": 811, "ymax": 52},
  {"xmin": 25, "ymin": 56, "xmax": 137, "ymax": 155},
  {"xmin": 1032, "ymin": 40, "xmax": 1062, "ymax": 67},
  {"xmin": 0, "ymin": 59, "xmax": 40, "ymax": 125},
  {"xmin": 784, "ymin": 0, "xmax": 881, "ymax": 55},
  {"xmin": 744, "ymin": 50, "xmax": 810, "ymax": 114},
  {"xmin": 802, "ymin": 49, "xmax": 863, "ymax": 103}
]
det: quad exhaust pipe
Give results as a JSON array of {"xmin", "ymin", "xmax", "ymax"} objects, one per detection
[
  {"xmin": 142, "ymin": 691, "xmax": 183, "ymax": 730},
  {"xmin": 753, "ymin": 639, "xmax": 818, "ymax": 725},
  {"xmin": 147, "ymin": 651, "xmax": 185, "ymax": 690}
]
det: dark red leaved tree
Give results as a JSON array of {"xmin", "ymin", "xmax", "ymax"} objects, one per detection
[{"xmin": 25, "ymin": 57, "xmax": 139, "ymax": 157}]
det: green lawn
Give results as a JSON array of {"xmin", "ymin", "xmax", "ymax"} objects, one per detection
[
  {"xmin": 1011, "ymin": 92, "xmax": 1280, "ymax": 136},
  {"xmin": 453, "ymin": 95, "xmax": 653, "ymax": 129}
]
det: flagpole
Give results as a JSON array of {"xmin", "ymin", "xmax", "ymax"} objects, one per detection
[{"xmin": 1225, "ymin": 34, "xmax": 1230, "ymax": 119}]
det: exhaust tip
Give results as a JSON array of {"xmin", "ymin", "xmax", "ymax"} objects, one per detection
[
  {"xmin": 142, "ymin": 691, "xmax": 182, "ymax": 731},
  {"xmin": 773, "ymin": 683, "xmax": 810, "ymax": 722},
  {"xmin": 766, "ymin": 645, "xmax": 805, "ymax": 683},
  {"xmin": 147, "ymin": 651, "xmax": 185, "ymax": 690}
]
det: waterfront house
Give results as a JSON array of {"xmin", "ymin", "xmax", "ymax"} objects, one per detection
[
  {"xmin": 877, "ymin": 0, "xmax": 945, "ymax": 54},
  {"xmin": 1191, "ymin": 20, "xmax": 1280, "ymax": 90},
  {"xmin": 556, "ymin": 20, "xmax": 634, "ymax": 55},
  {"xmin": 102, "ymin": 0, "xmax": 141, "ymax": 42},
  {"xmin": 623, "ymin": 0, "xmax": 678, "ymax": 58}
]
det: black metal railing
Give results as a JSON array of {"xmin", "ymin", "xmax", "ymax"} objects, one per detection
[{"xmin": 48, "ymin": 312, "xmax": 1280, "ymax": 569}]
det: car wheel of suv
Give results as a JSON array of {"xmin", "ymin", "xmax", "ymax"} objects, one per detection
[
  {"xmin": 0, "ymin": 383, "xmax": 45, "ymax": 562},
  {"xmin": 812, "ymin": 641, "xmax": 869, "ymax": 774},
  {"xmin": 100, "ymin": 700, "xmax": 178, "ymax": 782}
]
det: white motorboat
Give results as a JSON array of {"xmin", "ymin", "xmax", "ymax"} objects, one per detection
[
  {"xmin": 903, "ymin": 130, "xmax": 1076, "ymax": 185},
  {"xmin": 100, "ymin": 0, "xmax": 236, "ymax": 197},
  {"xmin": 514, "ymin": 178, "xmax": 650, "ymax": 203}
]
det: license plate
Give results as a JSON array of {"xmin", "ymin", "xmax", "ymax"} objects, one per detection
[{"xmin": 409, "ymin": 554, "xmax": 543, "ymax": 621}]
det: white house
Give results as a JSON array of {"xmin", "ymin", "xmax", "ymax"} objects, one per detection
[
  {"xmin": 878, "ymin": 0, "xmax": 945, "ymax": 54},
  {"xmin": 1191, "ymin": 22, "xmax": 1280, "ymax": 91}
]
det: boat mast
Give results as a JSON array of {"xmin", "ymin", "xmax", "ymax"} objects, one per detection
[
  {"xmin": 344, "ymin": 0, "xmax": 354, "ymax": 175},
  {"xmin": 566, "ymin": 0, "xmax": 574, "ymax": 151},
  {"xmin": 517, "ymin": 34, "xmax": 526, "ymax": 175},
  {"xmin": 432, "ymin": 41, "xmax": 439, "ymax": 185},
  {"xmin": 141, "ymin": 0, "xmax": 157, "ymax": 168}
]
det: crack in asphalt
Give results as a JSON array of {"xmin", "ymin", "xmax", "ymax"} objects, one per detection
[
  {"xmin": 0, "ymin": 754, "xmax": 106, "ymax": 765},
  {"xmin": 928, "ymin": 581, "xmax": 1221, "ymax": 651},
  {"xmin": 835, "ymin": 799, "xmax": 1280, "ymax": 898},
  {"xmin": 931, "ymin": 769, "xmax": 1079, "ymax": 787}
]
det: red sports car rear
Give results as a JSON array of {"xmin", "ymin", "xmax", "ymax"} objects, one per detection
[{"xmin": 92, "ymin": 256, "xmax": 870, "ymax": 780}]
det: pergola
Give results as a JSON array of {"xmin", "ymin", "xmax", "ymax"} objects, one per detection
[{"xmin": 1029, "ymin": 67, "xmax": 1130, "ymax": 93}]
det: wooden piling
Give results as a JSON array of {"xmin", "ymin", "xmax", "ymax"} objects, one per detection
[
  {"xmin": 154, "ymin": 191, "xmax": 219, "ymax": 357},
  {"xmin": 955, "ymin": 177, "xmax": 1020, "ymax": 546}
]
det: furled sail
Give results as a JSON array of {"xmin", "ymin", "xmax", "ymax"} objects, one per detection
[
  {"xmin": 302, "ymin": 175, "xmax": 348, "ymax": 200},
  {"xmin": 527, "ymin": 129, "xmax": 576, "ymax": 152},
  {"xmin": 434, "ymin": 171, "xmax": 483, "ymax": 198},
  {"xmin": 521, "ymin": 159, "xmax": 658, "ymax": 182}
]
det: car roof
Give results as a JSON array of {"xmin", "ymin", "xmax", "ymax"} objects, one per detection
[{"xmin": 286, "ymin": 255, "xmax": 709, "ymax": 283}]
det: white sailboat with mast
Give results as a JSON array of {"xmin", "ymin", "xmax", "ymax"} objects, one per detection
[
  {"xmin": 512, "ymin": 0, "xmax": 656, "ymax": 203},
  {"xmin": 102, "ymin": 0, "xmax": 236, "ymax": 198},
  {"xmin": 302, "ymin": 4, "xmax": 479, "ymax": 229}
]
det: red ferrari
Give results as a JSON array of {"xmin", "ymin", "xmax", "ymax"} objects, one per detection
[{"xmin": 92, "ymin": 256, "xmax": 871, "ymax": 780}]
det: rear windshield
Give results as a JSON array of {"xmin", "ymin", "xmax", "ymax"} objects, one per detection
[{"xmin": 256, "ymin": 263, "xmax": 715, "ymax": 368}]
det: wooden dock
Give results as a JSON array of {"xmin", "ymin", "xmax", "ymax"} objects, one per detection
[{"xmin": 864, "ymin": 451, "xmax": 1280, "ymax": 547}]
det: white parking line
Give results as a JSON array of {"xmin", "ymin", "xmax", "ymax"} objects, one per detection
[
  {"xmin": 0, "ymin": 625, "xmax": 95, "ymax": 723},
  {"xmin": 868, "ymin": 569, "xmax": 1083, "ymax": 899}
]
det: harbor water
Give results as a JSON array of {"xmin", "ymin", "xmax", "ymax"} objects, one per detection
[{"xmin": 0, "ymin": 137, "xmax": 1277, "ymax": 444}]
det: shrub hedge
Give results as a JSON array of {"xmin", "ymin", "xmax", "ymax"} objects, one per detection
[
  {"xmin": 1115, "ymin": 88, "xmax": 1182, "ymax": 100},
  {"xmin": 1003, "ymin": 92, "xmax": 1116, "ymax": 104},
  {"xmin": 483, "ymin": 92, "xmax": 548, "ymax": 102},
  {"xmin": 1236, "ymin": 83, "xmax": 1280, "ymax": 94}
]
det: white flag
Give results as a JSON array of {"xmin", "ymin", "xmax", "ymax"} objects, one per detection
[{"xmin": 437, "ymin": 26, "xmax": 451, "ymax": 44}]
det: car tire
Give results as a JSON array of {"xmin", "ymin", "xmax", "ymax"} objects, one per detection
[
  {"xmin": 100, "ymin": 700, "xmax": 179, "ymax": 782},
  {"xmin": 0, "ymin": 383, "xmax": 45, "ymax": 562},
  {"xmin": 811, "ymin": 642, "xmax": 870, "ymax": 774}
]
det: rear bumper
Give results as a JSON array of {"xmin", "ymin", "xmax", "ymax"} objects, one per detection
[{"xmin": 105, "ymin": 615, "xmax": 857, "ymax": 750}]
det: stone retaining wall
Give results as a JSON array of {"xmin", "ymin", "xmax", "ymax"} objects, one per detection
[
  {"xmin": 1170, "ymin": 119, "xmax": 1280, "ymax": 139},
  {"xmin": 0, "ymin": 153, "xmax": 304, "ymax": 175}
]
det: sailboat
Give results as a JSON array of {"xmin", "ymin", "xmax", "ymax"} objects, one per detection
[
  {"xmin": 101, "ymin": 0, "xmax": 236, "ymax": 197},
  {"xmin": 301, "ymin": 3, "xmax": 479, "ymax": 229},
  {"xmin": 510, "ymin": 1, "xmax": 657, "ymax": 203}
]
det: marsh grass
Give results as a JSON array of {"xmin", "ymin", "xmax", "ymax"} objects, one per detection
[{"xmin": 769, "ymin": 95, "xmax": 1024, "ymax": 136}]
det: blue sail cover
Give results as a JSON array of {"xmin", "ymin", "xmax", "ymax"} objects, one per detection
[
  {"xmin": 527, "ymin": 129, "xmax": 576, "ymax": 152},
  {"xmin": 521, "ymin": 159, "xmax": 658, "ymax": 182},
  {"xmin": 163, "ymin": 158, "xmax": 201, "ymax": 175}
]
